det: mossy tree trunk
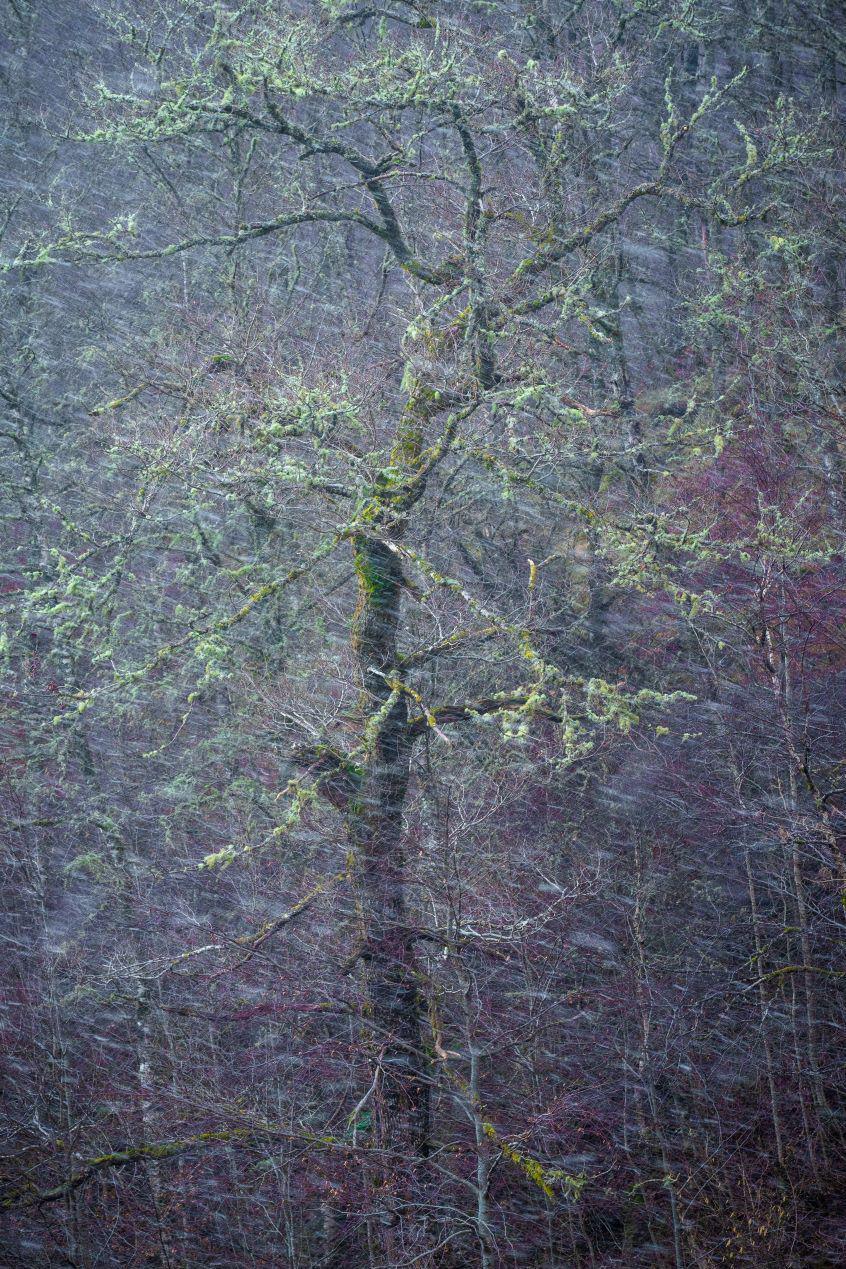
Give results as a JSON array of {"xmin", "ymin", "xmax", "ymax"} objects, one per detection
[{"xmin": 347, "ymin": 530, "xmax": 428, "ymax": 1255}]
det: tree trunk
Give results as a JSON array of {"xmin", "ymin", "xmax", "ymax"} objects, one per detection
[{"xmin": 347, "ymin": 535, "xmax": 428, "ymax": 1261}]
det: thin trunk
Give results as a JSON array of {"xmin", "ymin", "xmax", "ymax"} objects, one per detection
[
  {"xmin": 468, "ymin": 1043, "xmax": 493, "ymax": 1269},
  {"xmin": 632, "ymin": 842, "xmax": 684, "ymax": 1269},
  {"xmin": 27, "ymin": 827, "xmax": 86, "ymax": 1268},
  {"xmin": 108, "ymin": 829, "xmax": 180, "ymax": 1265},
  {"xmin": 762, "ymin": 588, "xmax": 828, "ymax": 1115},
  {"xmin": 743, "ymin": 845, "xmax": 786, "ymax": 1167}
]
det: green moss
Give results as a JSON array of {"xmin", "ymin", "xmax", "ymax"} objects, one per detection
[
  {"xmin": 352, "ymin": 543, "xmax": 395, "ymax": 603},
  {"xmin": 391, "ymin": 420, "xmax": 424, "ymax": 465}
]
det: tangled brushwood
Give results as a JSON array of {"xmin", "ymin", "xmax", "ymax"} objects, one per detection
[{"xmin": 1, "ymin": 2, "xmax": 845, "ymax": 1265}]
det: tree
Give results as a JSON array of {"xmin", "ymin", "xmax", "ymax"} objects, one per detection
[{"xmin": 2, "ymin": 2, "xmax": 844, "ymax": 1265}]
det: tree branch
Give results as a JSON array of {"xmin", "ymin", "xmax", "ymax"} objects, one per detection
[{"xmin": 408, "ymin": 693, "xmax": 561, "ymax": 737}]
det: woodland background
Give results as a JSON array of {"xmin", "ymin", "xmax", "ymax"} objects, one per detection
[{"xmin": 1, "ymin": 1, "xmax": 845, "ymax": 1265}]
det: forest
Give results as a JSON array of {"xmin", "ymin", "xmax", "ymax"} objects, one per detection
[{"xmin": 1, "ymin": 1, "xmax": 845, "ymax": 1265}]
